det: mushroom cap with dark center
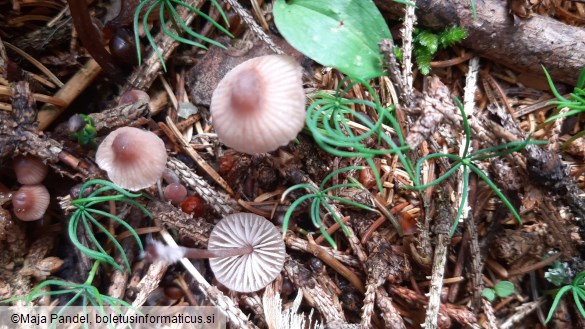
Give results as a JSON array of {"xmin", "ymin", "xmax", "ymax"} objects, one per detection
[
  {"xmin": 12, "ymin": 185, "xmax": 50, "ymax": 221},
  {"xmin": 208, "ymin": 212, "xmax": 285, "ymax": 292},
  {"xmin": 210, "ymin": 55, "xmax": 305, "ymax": 154},
  {"xmin": 96, "ymin": 127, "xmax": 167, "ymax": 191}
]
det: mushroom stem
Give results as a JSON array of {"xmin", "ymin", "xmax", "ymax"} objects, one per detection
[
  {"xmin": 145, "ymin": 240, "xmax": 254, "ymax": 263},
  {"xmin": 183, "ymin": 245, "xmax": 253, "ymax": 259}
]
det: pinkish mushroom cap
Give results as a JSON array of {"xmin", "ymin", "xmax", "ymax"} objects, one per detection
[
  {"xmin": 12, "ymin": 185, "xmax": 50, "ymax": 221},
  {"xmin": 96, "ymin": 127, "xmax": 167, "ymax": 191},
  {"xmin": 210, "ymin": 55, "xmax": 305, "ymax": 154},
  {"xmin": 13, "ymin": 155, "xmax": 48, "ymax": 185},
  {"xmin": 208, "ymin": 212, "xmax": 285, "ymax": 292}
]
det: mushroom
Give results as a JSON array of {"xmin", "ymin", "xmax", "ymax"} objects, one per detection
[
  {"xmin": 163, "ymin": 183, "xmax": 188, "ymax": 205},
  {"xmin": 13, "ymin": 155, "xmax": 48, "ymax": 185},
  {"xmin": 147, "ymin": 212, "xmax": 285, "ymax": 292},
  {"xmin": 118, "ymin": 90, "xmax": 150, "ymax": 106},
  {"xmin": 12, "ymin": 185, "xmax": 50, "ymax": 221},
  {"xmin": 95, "ymin": 127, "xmax": 167, "ymax": 191},
  {"xmin": 210, "ymin": 55, "xmax": 306, "ymax": 154}
]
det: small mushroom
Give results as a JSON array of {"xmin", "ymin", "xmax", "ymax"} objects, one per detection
[
  {"xmin": 12, "ymin": 185, "xmax": 50, "ymax": 221},
  {"xmin": 13, "ymin": 155, "xmax": 48, "ymax": 185},
  {"xmin": 95, "ymin": 127, "xmax": 167, "ymax": 191},
  {"xmin": 163, "ymin": 183, "xmax": 188, "ymax": 205},
  {"xmin": 210, "ymin": 55, "xmax": 306, "ymax": 154},
  {"xmin": 147, "ymin": 212, "xmax": 285, "ymax": 292}
]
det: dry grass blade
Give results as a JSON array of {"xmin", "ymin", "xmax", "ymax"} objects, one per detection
[
  {"xmin": 165, "ymin": 117, "xmax": 234, "ymax": 195},
  {"xmin": 37, "ymin": 59, "xmax": 102, "ymax": 130},
  {"xmin": 4, "ymin": 41, "xmax": 64, "ymax": 88}
]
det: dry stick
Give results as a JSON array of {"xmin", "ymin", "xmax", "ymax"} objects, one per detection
[
  {"xmin": 120, "ymin": 0, "xmax": 205, "ymax": 94},
  {"xmin": 507, "ymin": 252, "xmax": 561, "ymax": 277},
  {"xmin": 424, "ymin": 190, "xmax": 453, "ymax": 329},
  {"xmin": 129, "ymin": 260, "xmax": 169, "ymax": 308},
  {"xmin": 285, "ymin": 235, "xmax": 361, "ymax": 269},
  {"xmin": 305, "ymin": 235, "xmax": 365, "ymax": 294},
  {"xmin": 447, "ymin": 231, "xmax": 469, "ymax": 303},
  {"xmin": 430, "ymin": 52, "xmax": 474, "ymax": 68},
  {"xmin": 166, "ymin": 156, "xmax": 237, "ymax": 217},
  {"xmin": 376, "ymin": 287, "xmax": 406, "ymax": 329},
  {"xmin": 37, "ymin": 59, "xmax": 101, "ymax": 130},
  {"xmin": 89, "ymin": 101, "xmax": 150, "ymax": 132},
  {"xmin": 159, "ymin": 228, "xmax": 258, "ymax": 329},
  {"xmin": 147, "ymin": 199, "xmax": 213, "ymax": 246},
  {"xmin": 221, "ymin": 0, "xmax": 283, "ymax": 54},
  {"xmin": 482, "ymin": 299, "xmax": 499, "ymax": 329},
  {"xmin": 379, "ymin": 39, "xmax": 405, "ymax": 103},
  {"xmin": 0, "ymin": 85, "xmax": 67, "ymax": 107},
  {"xmin": 165, "ymin": 117, "xmax": 234, "ymax": 196},
  {"xmin": 500, "ymin": 298, "xmax": 546, "ymax": 329},
  {"xmin": 401, "ymin": 3, "xmax": 416, "ymax": 108},
  {"xmin": 284, "ymin": 257, "xmax": 349, "ymax": 326}
]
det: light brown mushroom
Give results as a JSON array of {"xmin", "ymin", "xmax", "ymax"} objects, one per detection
[
  {"xmin": 13, "ymin": 155, "xmax": 48, "ymax": 185},
  {"xmin": 95, "ymin": 127, "xmax": 167, "ymax": 191},
  {"xmin": 12, "ymin": 185, "xmax": 50, "ymax": 221},
  {"xmin": 210, "ymin": 55, "xmax": 306, "ymax": 154},
  {"xmin": 146, "ymin": 212, "xmax": 285, "ymax": 292}
]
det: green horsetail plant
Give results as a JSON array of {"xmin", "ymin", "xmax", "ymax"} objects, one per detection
[
  {"xmin": 281, "ymin": 166, "xmax": 378, "ymax": 249},
  {"xmin": 133, "ymin": 0, "xmax": 232, "ymax": 71},
  {"xmin": 407, "ymin": 98, "xmax": 546, "ymax": 235},
  {"xmin": 305, "ymin": 77, "xmax": 415, "ymax": 192},
  {"xmin": 545, "ymin": 269, "xmax": 585, "ymax": 323},
  {"xmin": 2, "ymin": 261, "xmax": 136, "ymax": 328},
  {"xmin": 543, "ymin": 65, "xmax": 585, "ymax": 122},
  {"xmin": 69, "ymin": 179, "xmax": 150, "ymax": 271}
]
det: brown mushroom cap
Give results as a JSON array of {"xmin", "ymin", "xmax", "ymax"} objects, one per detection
[
  {"xmin": 12, "ymin": 185, "xmax": 50, "ymax": 221},
  {"xmin": 208, "ymin": 212, "xmax": 285, "ymax": 292},
  {"xmin": 210, "ymin": 55, "xmax": 305, "ymax": 154},
  {"xmin": 95, "ymin": 127, "xmax": 167, "ymax": 191},
  {"xmin": 13, "ymin": 155, "xmax": 48, "ymax": 185}
]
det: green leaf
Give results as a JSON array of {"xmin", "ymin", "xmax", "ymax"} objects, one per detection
[
  {"xmin": 494, "ymin": 281, "xmax": 515, "ymax": 298},
  {"xmin": 482, "ymin": 288, "xmax": 496, "ymax": 302},
  {"xmin": 273, "ymin": 0, "xmax": 390, "ymax": 79},
  {"xmin": 417, "ymin": 31, "xmax": 439, "ymax": 54}
]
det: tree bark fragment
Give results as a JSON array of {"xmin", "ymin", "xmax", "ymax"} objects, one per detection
[{"xmin": 375, "ymin": 0, "xmax": 585, "ymax": 85}]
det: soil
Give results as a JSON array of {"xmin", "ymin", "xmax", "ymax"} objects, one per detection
[{"xmin": 0, "ymin": 0, "xmax": 585, "ymax": 328}]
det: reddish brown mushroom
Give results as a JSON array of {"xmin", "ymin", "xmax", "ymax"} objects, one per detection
[
  {"xmin": 95, "ymin": 127, "xmax": 167, "ymax": 191},
  {"xmin": 210, "ymin": 55, "xmax": 306, "ymax": 154}
]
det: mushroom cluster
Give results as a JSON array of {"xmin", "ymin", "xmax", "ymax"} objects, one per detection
[
  {"xmin": 96, "ymin": 127, "xmax": 167, "ymax": 191},
  {"xmin": 146, "ymin": 212, "xmax": 285, "ymax": 293},
  {"xmin": 11, "ymin": 155, "xmax": 50, "ymax": 221},
  {"xmin": 210, "ymin": 55, "xmax": 306, "ymax": 154}
]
